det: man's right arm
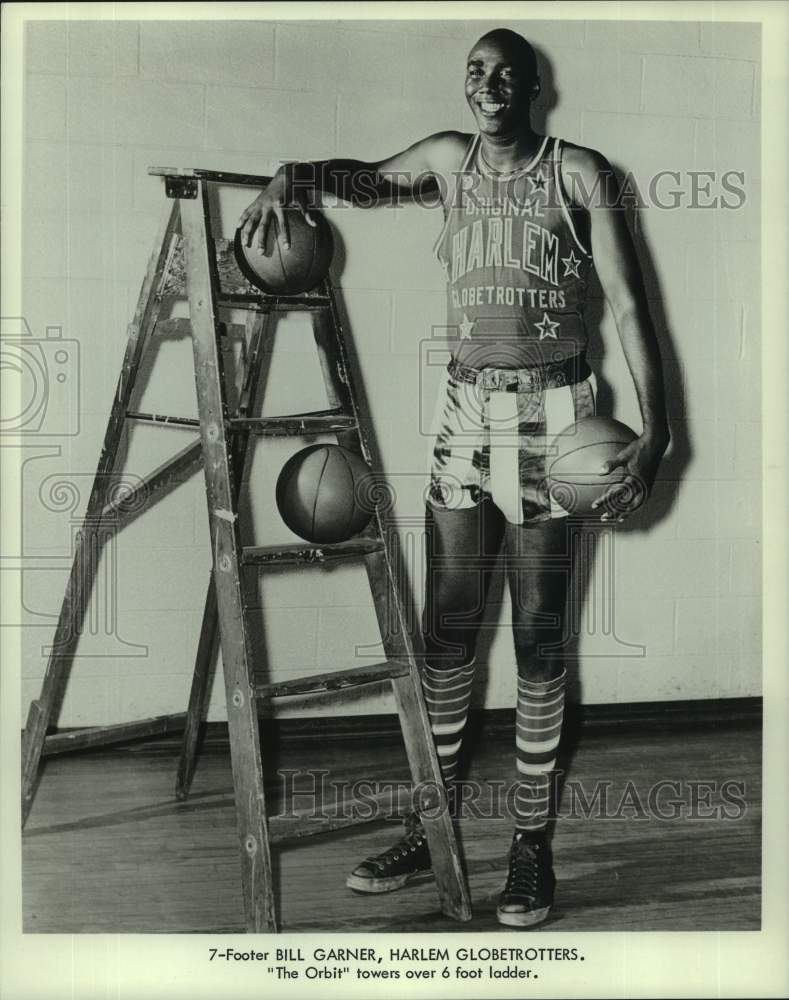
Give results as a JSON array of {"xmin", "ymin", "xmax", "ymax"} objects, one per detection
[{"xmin": 238, "ymin": 131, "xmax": 468, "ymax": 252}]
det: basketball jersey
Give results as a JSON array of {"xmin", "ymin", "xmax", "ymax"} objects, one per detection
[{"xmin": 434, "ymin": 134, "xmax": 593, "ymax": 369}]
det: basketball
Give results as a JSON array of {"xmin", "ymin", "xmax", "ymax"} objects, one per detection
[
  {"xmin": 275, "ymin": 444, "xmax": 373, "ymax": 544},
  {"xmin": 547, "ymin": 416, "xmax": 639, "ymax": 517},
  {"xmin": 234, "ymin": 208, "xmax": 333, "ymax": 295}
]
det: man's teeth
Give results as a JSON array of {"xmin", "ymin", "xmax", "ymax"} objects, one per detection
[{"xmin": 480, "ymin": 102, "xmax": 504, "ymax": 113}]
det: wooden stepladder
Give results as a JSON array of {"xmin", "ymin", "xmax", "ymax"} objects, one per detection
[{"xmin": 20, "ymin": 167, "xmax": 472, "ymax": 932}]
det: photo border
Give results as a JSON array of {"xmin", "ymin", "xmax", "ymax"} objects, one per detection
[{"xmin": 1, "ymin": 3, "xmax": 786, "ymax": 997}]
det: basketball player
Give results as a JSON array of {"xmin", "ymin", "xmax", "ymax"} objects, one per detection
[{"xmin": 239, "ymin": 29, "xmax": 669, "ymax": 927}]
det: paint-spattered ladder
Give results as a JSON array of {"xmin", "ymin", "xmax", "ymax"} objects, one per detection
[{"xmin": 20, "ymin": 166, "xmax": 472, "ymax": 932}]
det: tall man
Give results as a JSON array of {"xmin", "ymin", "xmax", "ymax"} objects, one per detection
[{"xmin": 239, "ymin": 28, "xmax": 669, "ymax": 927}]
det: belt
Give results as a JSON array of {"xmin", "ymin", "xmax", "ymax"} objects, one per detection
[{"xmin": 447, "ymin": 353, "xmax": 591, "ymax": 392}]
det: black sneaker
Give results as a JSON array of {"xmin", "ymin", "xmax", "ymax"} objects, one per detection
[
  {"xmin": 346, "ymin": 813, "xmax": 433, "ymax": 894},
  {"xmin": 496, "ymin": 829, "xmax": 556, "ymax": 927}
]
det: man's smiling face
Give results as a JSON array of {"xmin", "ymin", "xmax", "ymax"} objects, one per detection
[{"xmin": 465, "ymin": 35, "xmax": 538, "ymax": 138}]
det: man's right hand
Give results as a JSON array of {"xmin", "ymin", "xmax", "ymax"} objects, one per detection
[
  {"xmin": 237, "ymin": 132, "xmax": 465, "ymax": 254},
  {"xmin": 237, "ymin": 168, "xmax": 316, "ymax": 255}
]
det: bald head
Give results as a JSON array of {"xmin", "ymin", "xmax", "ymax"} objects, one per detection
[
  {"xmin": 465, "ymin": 29, "xmax": 540, "ymax": 138},
  {"xmin": 472, "ymin": 29, "xmax": 538, "ymax": 83}
]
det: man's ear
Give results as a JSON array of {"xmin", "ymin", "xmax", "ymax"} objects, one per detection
[{"xmin": 531, "ymin": 77, "xmax": 541, "ymax": 101}]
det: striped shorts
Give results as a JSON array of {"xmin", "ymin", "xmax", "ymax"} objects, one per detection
[{"xmin": 427, "ymin": 363, "xmax": 597, "ymax": 525}]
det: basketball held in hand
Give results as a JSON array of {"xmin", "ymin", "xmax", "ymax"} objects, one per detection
[
  {"xmin": 234, "ymin": 208, "xmax": 333, "ymax": 295},
  {"xmin": 547, "ymin": 416, "xmax": 639, "ymax": 518},
  {"xmin": 275, "ymin": 444, "xmax": 374, "ymax": 544}
]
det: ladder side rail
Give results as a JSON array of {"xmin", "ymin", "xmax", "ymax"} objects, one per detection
[
  {"xmin": 390, "ymin": 672, "xmax": 473, "ymax": 921},
  {"xmin": 180, "ymin": 181, "xmax": 276, "ymax": 933},
  {"xmin": 177, "ymin": 309, "xmax": 274, "ymax": 800},
  {"xmin": 316, "ymin": 282, "xmax": 471, "ymax": 921},
  {"xmin": 21, "ymin": 200, "xmax": 181, "ymax": 825},
  {"xmin": 313, "ymin": 287, "xmax": 418, "ymax": 659}
]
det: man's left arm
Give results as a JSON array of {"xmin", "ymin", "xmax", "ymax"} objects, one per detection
[{"xmin": 562, "ymin": 144, "xmax": 671, "ymax": 523}]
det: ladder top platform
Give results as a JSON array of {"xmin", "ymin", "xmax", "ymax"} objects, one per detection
[{"xmin": 149, "ymin": 166, "xmax": 274, "ymax": 187}]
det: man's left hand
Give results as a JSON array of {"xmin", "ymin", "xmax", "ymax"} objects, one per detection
[{"xmin": 591, "ymin": 432, "xmax": 670, "ymax": 523}]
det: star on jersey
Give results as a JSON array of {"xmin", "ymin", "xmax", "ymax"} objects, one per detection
[
  {"xmin": 535, "ymin": 312, "xmax": 560, "ymax": 340},
  {"xmin": 561, "ymin": 249, "xmax": 582, "ymax": 278},
  {"xmin": 529, "ymin": 170, "xmax": 549, "ymax": 194},
  {"xmin": 458, "ymin": 313, "xmax": 474, "ymax": 339}
]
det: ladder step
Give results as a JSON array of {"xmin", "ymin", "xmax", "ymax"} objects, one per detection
[
  {"xmin": 125, "ymin": 410, "xmax": 355, "ymax": 435},
  {"xmin": 255, "ymin": 659, "xmax": 411, "ymax": 699},
  {"xmin": 41, "ymin": 713, "xmax": 187, "ymax": 756},
  {"xmin": 150, "ymin": 166, "xmax": 274, "ymax": 186},
  {"xmin": 228, "ymin": 410, "xmax": 356, "ymax": 436},
  {"xmin": 242, "ymin": 537, "xmax": 384, "ymax": 566},
  {"xmin": 154, "ymin": 318, "xmax": 247, "ymax": 339},
  {"xmin": 218, "ymin": 294, "xmax": 330, "ymax": 311},
  {"xmin": 126, "ymin": 411, "xmax": 200, "ymax": 428},
  {"xmin": 268, "ymin": 784, "xmax": 426, "ymax": 844}
]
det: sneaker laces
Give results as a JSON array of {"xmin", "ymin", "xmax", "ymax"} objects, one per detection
[
  {"xmin": 504, "ymin": 836, "xmax": 544, "ymax": 897},
  {"xmin": 366, "ymin": 818, "xmax": 427, "ymax": 872}
]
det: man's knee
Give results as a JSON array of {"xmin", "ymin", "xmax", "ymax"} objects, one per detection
[
  {"xmin": 422, "ymin": 603, "xmax": 484, "ymax": 671},
  {"xmin": 423, "ymin": 635, "xmax": 476, "ymax": 672},
  {"xmin": 512, "ymin": 625, "xmax": 564, "ymax": 682},
  {"xmin": 517, "ymin": 659, "xmax": 564, "ymax": 684}
]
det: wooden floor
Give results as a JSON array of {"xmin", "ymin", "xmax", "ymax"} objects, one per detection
[{"xmin": 22, "ymin": 720, "xmax": 761, "ymax": 933}]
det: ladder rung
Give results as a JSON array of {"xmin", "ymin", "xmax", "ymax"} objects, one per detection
[
  {"xmin": 255, "ymin": 659, "xmax": 411, "ymax": 700},
  {"xmin": 228, "ymin": 410, "xmax": 356, "ymax": 436},
  {"xmin": 41, "ymin": 713, "xmax": 187, "ymax": 756},
  {"xmin": 268, "ymin": 784, "xmax": 426, "ymax": 844},
  {"xmin": 154, "ymin": 318, "xmax": 247, "ymax": 339},
  {"xmin": 126, "ymin": 411, "xmax": 200, "ymax": 428},
  {"xmin": 126, "ymin": 409, "xmax": 355, "ymax": 435},
  {"xmin": 242, "ymin": 537, "xmax": 383, "ymax": 566},
  {"xmin": 217, "ymin": 294, "xmax": 330, "ymax": 311}
]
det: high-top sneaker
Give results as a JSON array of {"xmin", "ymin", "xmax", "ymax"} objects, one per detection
[
  {"xmin": 496, "ymin": 829, "xmax": 556, "ymax": 927},
  {"xmin": 346, "ymin": 813, "xmax": 433, "ymax": 894}
]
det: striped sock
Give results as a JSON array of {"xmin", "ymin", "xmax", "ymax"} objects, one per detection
[
  {"xmin": 422, "ymin": 661, "xmax": 475, "ymax": 787},
  {"xmin": 513, "ymin": 668, "xmax": 566, "ymax": 832}
]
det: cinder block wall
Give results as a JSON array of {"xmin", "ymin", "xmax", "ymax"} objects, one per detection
[{"xmin": 20, "ymin": 18, "xmax": 761, "ymax": 724}]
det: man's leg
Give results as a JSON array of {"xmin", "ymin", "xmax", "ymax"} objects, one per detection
[
  {"xmin": 421, "ymin": 497, "xmax": 505, "ymax": 793},
  {"xmin": 497, "ymin": 515, "xmax": 571, "ymax": 926},
  {"xmin": 347, "ymin": 498, "xmax": 505, "ymax": 894}
]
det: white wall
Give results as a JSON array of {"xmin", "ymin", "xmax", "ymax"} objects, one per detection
[{"xmin": 19, "ymin": 18, "xmax": 761, "ymax": 724}]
